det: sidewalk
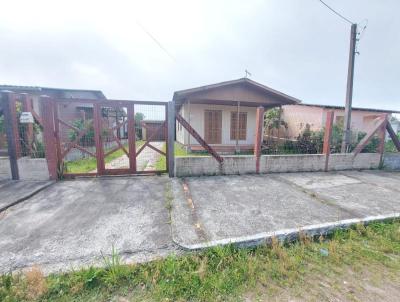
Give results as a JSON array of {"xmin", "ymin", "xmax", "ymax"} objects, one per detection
[
  {"xmin": 0, "ymin": 180, "xmax": 53, "ymax": 213},
  {"xmin": 170, "ymin": 171, "xmax": 400, "ymax": 249}
]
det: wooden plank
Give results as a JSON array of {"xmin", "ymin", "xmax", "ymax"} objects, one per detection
[
  {"xmin": 1, "ymin": 92, "xmax": 19, "ymax": 179},
  {"xmin": 136, "ymin": 121, "xmax": 166, "ymax": 156},
  {"xmin": 386, "ymin": 122, "xmax": 400, "ymax": 151},
  {"xmin": 254, "ymin": 106, "xmax": 264, "ymax": 173},
  {"xmin": 93, "ymin": 103, "xmax": 105, "ymax": 175},
  {"xmin": 323, "ymin": 111, "xmax": 334, "ymax": 172},
  {"xmin": 127, "ymin": 104, "xmax": 137, "ymax": 173},
  {"xmin": 167, "ymin": 101, "xmax": 175, "ymax": 177},
  {"xmin": 352, "ymin": 115, "xmax": 387, "ymax": 156},
  {"xmin": 40, "ymin": 97, "xmax": 58, "ymax": 180},
  {"xmin": 146, "ymin": 143, "xmax": 166, "ymax": 156},
  {"xmin": 176, "ymin": 112, "xmax": 223, "ymax": 163}
]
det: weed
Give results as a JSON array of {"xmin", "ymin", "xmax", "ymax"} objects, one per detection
[
  {"xmin": 1, "ymin": 220, "xmax": 399, "ymax": 301},
  {"xmin": 25, "ymin": 266, "xmax": 48, "ymax": 300}
]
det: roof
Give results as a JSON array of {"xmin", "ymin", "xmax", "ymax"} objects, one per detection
[
  {"xmin": 292, "ymin": 103, "xmax": 400, "ymax": 114},
  {"xmin": 0, "ymin": 85, "xmax": 106, "ymax": 100},
  {"xmin": 173, "ymin": 78, "xmax": 301, "ymax": 106}
]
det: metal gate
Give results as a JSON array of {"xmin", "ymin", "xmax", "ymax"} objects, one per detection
[{"xmin": 54, "ymin": 99, "xmax": 168, "ymax": 177}]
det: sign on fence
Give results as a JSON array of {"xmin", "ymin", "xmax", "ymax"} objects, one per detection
[{"xmin": 19, "ymin": 112, "xmax": 34, "ymax": 124}]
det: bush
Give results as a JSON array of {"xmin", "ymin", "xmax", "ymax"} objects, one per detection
[{"xmin": 68, "ymin": 119, "xmax": 95, "ymax": 147}]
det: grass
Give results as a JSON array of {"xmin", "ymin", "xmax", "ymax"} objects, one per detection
[
  {"xmin": 155, "ymin": 143, "xmax": 203, "ymax": 171},
  {"xmin": 1, "ymin": 220, "xmax": 400, "ymax": 301},
  {"xmin": 64, "ymin": 141, "xmax": 144, "ymax": 174}
]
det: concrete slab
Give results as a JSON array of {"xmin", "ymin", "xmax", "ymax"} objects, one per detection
[
  {"xmin": 171, "ymin": 174, "xmax": 355, "ymax": 248},
  {"xmin": 0, "ymin": 180, "xmax": 53, "ymax": 212},
  {"xmin": 171, "ymin": 171, "xmax": 400, "ymax": 249},
  {"xmin": 280, "ymin": 172, "xmax": 400, "ymax": 217},
  {"xmin": 0, "ymin": 176, "xmax": 176, "ymax": 274}
]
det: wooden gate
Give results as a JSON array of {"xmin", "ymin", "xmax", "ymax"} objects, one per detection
[{"xmin": 54, "ymin": 99, "xmax": 168, "ymax": 178}]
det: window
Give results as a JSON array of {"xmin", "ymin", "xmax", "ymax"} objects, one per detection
[
  {"xmin": 230, "ymin": 112, "xmax": 247, "ymax": 140},
  {"xmin": 204, "ymin": 110, "xmax": 222, "ymax": 144}
]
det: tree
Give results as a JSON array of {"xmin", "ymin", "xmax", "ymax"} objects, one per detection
[{"xmin": 264, "ymin": 107, "xmax": 288, "ymax": 137}]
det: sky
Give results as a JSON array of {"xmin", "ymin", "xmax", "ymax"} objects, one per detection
[{"xmin": 0, "ymin": 0, "xmax": 399, "ymax": 111}]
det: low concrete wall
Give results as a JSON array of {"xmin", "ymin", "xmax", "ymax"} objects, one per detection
[
  {"xmin": 328, "ymin": 153, "xmax": 381, "ymax": 171},
  {"xmin": 260, "ymin": 154, "xmax": 325, "ymax": 173},
  {"xmin": 175, "ymin": 153, "xmax": 381, "ymax": 177},
  {"xmin": 17, "ymin": 157, "xmax": 50, "ymax": 180},
  {"xmin": 0, "ymin": 157, "xmax": 11, "ymax": 180},
  {"xmin": 383, "ymin": 153, "xmax": 400, "ymax": 170}
]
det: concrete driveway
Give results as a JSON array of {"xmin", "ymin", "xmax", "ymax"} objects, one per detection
[
  {"xmin": 171, "ymin": 171, "xmax": 400, "ymax": 249},
  {"xmin": 0, "ymin": 170, "xmax": 399, "ymax": 274},
  {"xmin": 0, "ymin": 180, "xmax": 53, "ymax": 212},
  {"xmin": 0, "ymin": 176, "xmax": 176, "ymax": 274}
]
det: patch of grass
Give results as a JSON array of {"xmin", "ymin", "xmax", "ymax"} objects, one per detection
[
  {"xmin": 1, "ymin": 220, "xmax": 399, "ymax": 301},
  {"xmin": 64, "ymin": 141, "xmax": 144, "ymax": 174}
]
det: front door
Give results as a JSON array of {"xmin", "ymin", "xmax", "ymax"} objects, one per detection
[{"xmin": 204, "ymin": 110, "xmax": 222, "ymax": 144}]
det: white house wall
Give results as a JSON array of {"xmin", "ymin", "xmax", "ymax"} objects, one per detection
[{"xmin": 176, "ymin": 103, "xmax": 257, "ymax": 146}]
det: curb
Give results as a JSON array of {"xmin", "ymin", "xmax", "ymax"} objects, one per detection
[
  {"xmin": 173, "ymin": 213, "xmax": 400, "ymax": 251},
  {"xmin": 0, "ymin": 181, "xmax": 55, "ymax": 213}
]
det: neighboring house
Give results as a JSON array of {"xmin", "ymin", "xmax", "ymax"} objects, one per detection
[
  {"xmin": 173, "ymin": 78, "xmax": 300, "ymax": 153},
  {"xmin": 0, "ymin": 85, "xmax": 107, "ymax": 143},
  {"xmin": 0, "ymin": 85, "xmax": 106, "ymax": 122},
  {"xmin": 281, "ymin": 103, "xmax": 400, "ymax": 139}
]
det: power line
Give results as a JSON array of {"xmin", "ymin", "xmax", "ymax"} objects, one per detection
[
  {"xmin": 318, "ymin": 0, "xmax": 354, "ymax": 25},
  {"xmin": 136, "ymin": 21, "xmax": 176, "ymax": 62}
]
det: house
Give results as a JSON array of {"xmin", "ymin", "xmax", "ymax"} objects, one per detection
[
  {"xmin": 173, "ymin": 78, "xmax": 300, "ymax": 153},
  {"xmin": 0, "ymin": 85, "xmax": 106, "ymax": 122},
  {"xmin": 0, "ymin": 85, "xmax": 107, "ymax": 154},
  {"xmin": 281, "ymin": 103, "xmax": 400, "ymax": 139}
]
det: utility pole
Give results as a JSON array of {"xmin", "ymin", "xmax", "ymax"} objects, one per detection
[{"xmin": 341, "ymin": 23, "xmax": 357, "ymax": 153}]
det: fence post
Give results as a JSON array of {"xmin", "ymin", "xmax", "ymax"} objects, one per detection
[
  {"xmin": 1, "ymin": 91, "xmax": 19, "ymax": 180},
  {"xmin": 323, "ymin": 111, "xmax": 334, "ymax": 172},
  {"xmin": 377, "ymin": 114, "xmax": 388, "ymax": 168},
  {"xmin": 40, "ymin": 96, "xmax": 58, "ymax": 180},
  {"xmin": 167, "ymin": 101, "xmax": 175, "ymax": 177},
  {"xmin": 254, "ymin": 106, "xmax": 264, "ymax": 173}
]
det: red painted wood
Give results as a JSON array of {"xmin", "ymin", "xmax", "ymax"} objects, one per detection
[
  {"xmin": 93, "ymin": 103, "xmax": 105, "ymax": 174},
  {"xmin": 9, "ymin": 95, "xmax": 21, "ymax": 158},
  {"xmin": 254, "ymin": 106, "xmax": 264, "ymax": 173},
  {"xmin": 323, "ymin": 111, "xmax": 334, "ymax": 171},
  {"xmin": 41, "ymin": 97, "xmax": 58, "ymax": 180},
  {"xmin": 353, "ymin": 115, "xmax": 387, "ymax": 156},
  {"xmin": 386, "ymin": 122, "xmax": 400, "ymax": 151},
  {"xmin": 176, "ymin": 112, "xmax": 224, "ymax": 163},
  {"xmin": 127, "ymin": 104, "xmax": 137, "ymax": 173}
]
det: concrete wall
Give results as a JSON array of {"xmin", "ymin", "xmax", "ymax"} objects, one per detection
[
  {"xmin": 260, "ymin": 154, "xmax": 326, "ymax": 173},
  {"xmin": 17, "ymin": 157, "xmax": 50, "ymax": 180},
  {"xmin": 0, "ymin": 157, "xmax": 11, "ymax": 180},
  {"xmin": 0, "ymin": 157, "xmax": 50, "ymax": 181},
  {"xmin": 175, "ymin": 153, "xmax": 381, "ymax": 177},
  {"xmin": 383, "ymin": 153, "xmax": 400, "ymax": 170}
]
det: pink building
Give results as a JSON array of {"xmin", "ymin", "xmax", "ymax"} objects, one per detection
[{"xmin": 281, "ymin": 104, "xmax": 400, "ymax": 139}]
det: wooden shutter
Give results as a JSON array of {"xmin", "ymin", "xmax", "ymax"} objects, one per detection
[
  {"xmin": 204, "ymin": 110, "xmax": 222, "ymax": 144},
  {"xmin": 230, "ymin": 112, "xmax": 247, "ymax": 140}
]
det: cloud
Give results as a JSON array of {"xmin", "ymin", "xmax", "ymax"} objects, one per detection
[{"xmin": 0, "ymin": 0, "xmax": 399, "ymax": 110}]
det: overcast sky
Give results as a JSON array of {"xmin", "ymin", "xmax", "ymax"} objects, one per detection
[{"xmin": 0, "ymin": 0, "xmax": 399, "ymax": 110}]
